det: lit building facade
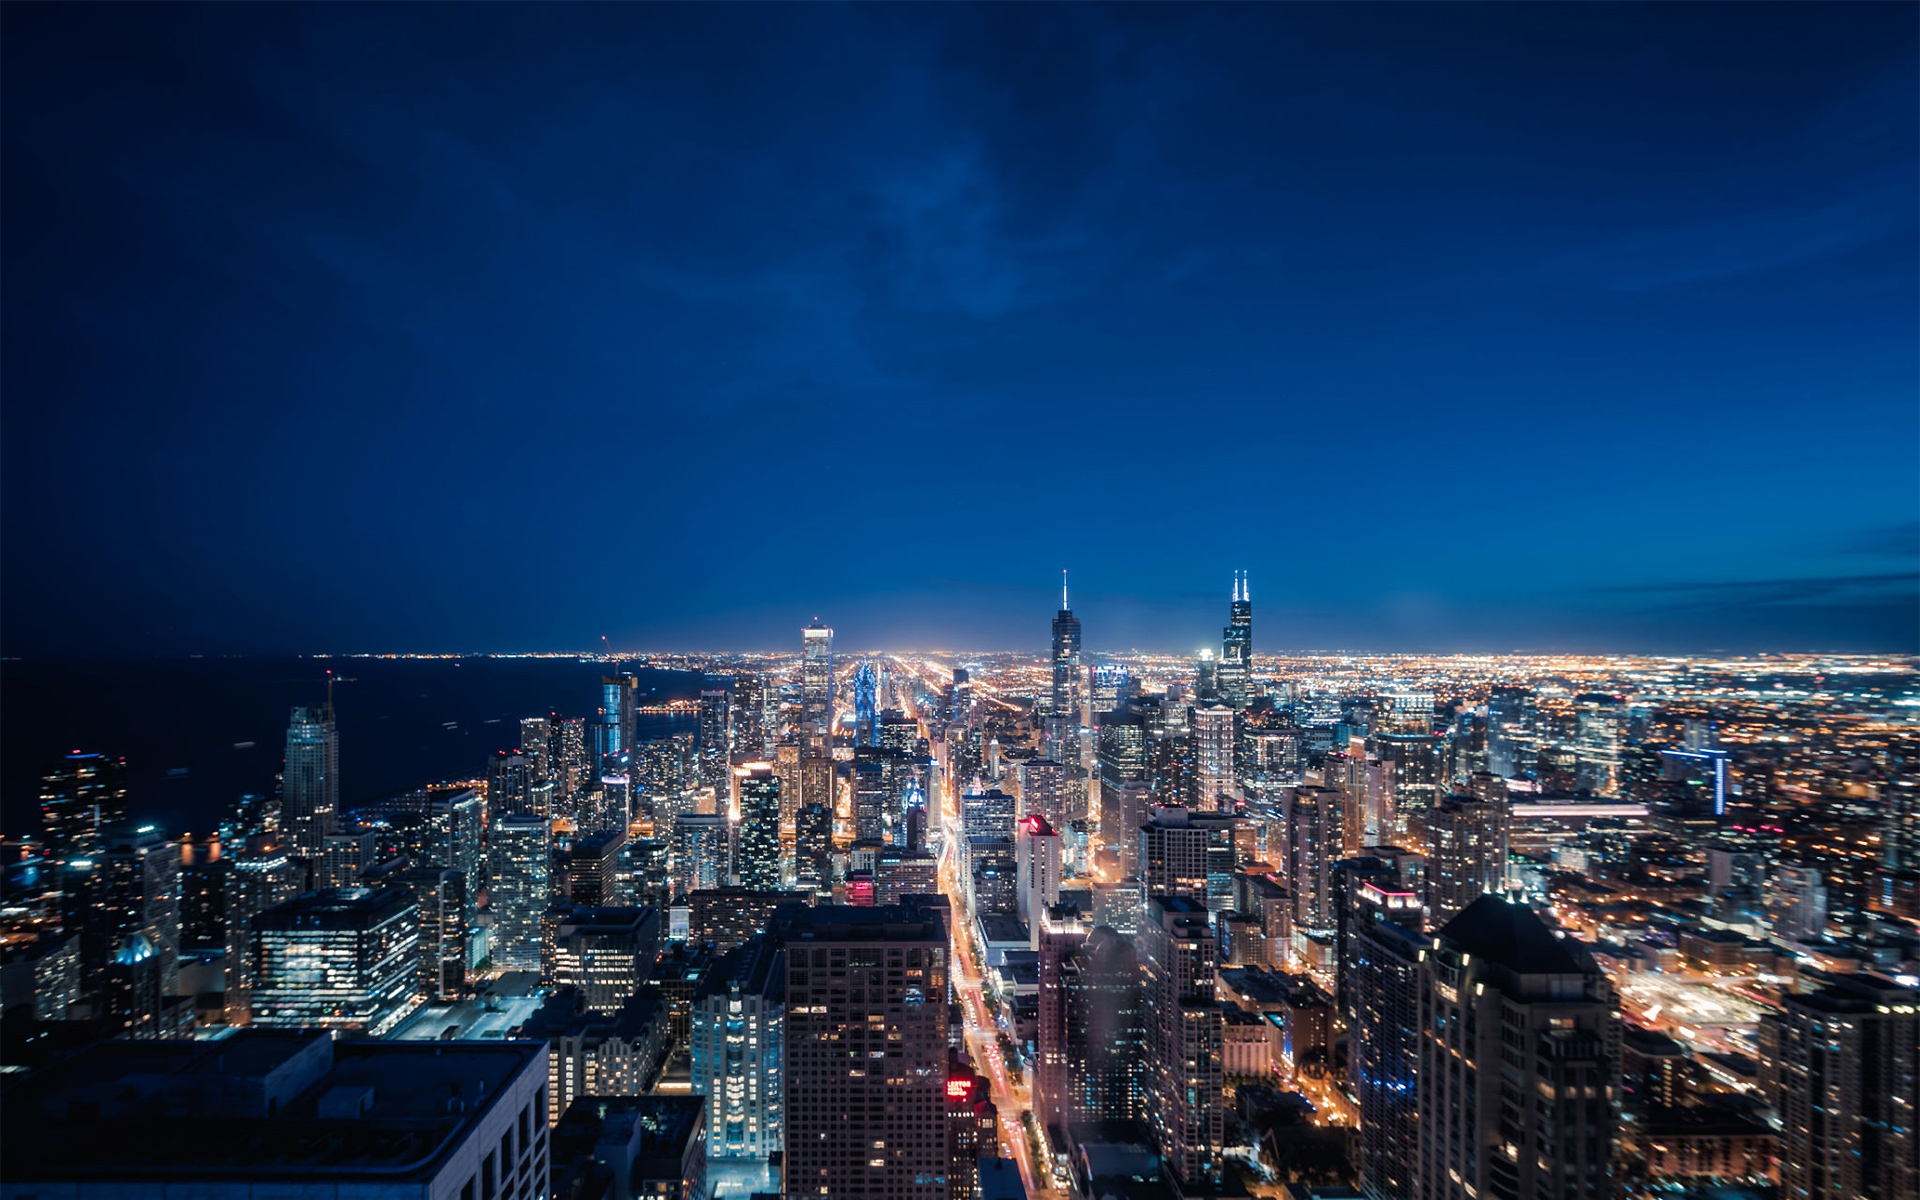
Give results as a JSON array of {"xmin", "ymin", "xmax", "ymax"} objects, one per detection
[{"xmin": 250, "ymin": 887, "xmax": 422, "ymax": 1036}]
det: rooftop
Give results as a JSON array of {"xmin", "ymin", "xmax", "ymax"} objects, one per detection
[{"xmin": 1436, "ymin": 895, "xmax": 1596, "ymax": 977}]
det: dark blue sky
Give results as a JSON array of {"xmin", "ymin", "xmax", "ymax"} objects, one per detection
[{"xmin": 4, "ymin": 5, "xmax": 1915, "ymax": 656}]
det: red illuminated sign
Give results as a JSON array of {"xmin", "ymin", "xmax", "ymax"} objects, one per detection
[{"xmin": 947, "ymin": 1078, "xmax": 975, "ymax": 1099}]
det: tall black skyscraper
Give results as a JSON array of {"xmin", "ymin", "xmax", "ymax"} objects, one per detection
[
  {"xmin": 1048, "ymin": 572, "xmax": 1083, "ymax": 768},
  {"xmin": 1219, "ymin": 571, "xmax": 1253, "ymax": 709}
]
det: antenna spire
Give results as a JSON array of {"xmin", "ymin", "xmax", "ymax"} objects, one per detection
[
  {"xmin": 1243, "ymin": 571, "xmax": 1250, "ymax": 604},
  {"xmin": 1061, "ymin": 569, "xmax": 1069, "ymax": 611}
]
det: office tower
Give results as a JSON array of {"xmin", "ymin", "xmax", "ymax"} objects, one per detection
[
  {"xmin": 802, "ymin": 622, "xmax": 834, "ymax": 757},
  {"xmin": 282, "ymin": 703, "xmax": 339, "ymax": 855},
  {"xmin": 1140, "ymin": 804, "xmax": 1210, "ymax": 902},
  {"xmin": 962, "ymin": 786, "xmax": 1018, "ymax": 842},
  {"xmin": 799, "ymin": 754, "xmax": 835, "ymax": 823},
  {"xmin": 967, "ymin": 836, "xmax": 1018, "ymax": 915},
  {"xmin": 699, "ymin": 688, "xmax": 733, "ymax": 789},
  {"xmin": 1108, "ymin": 780, "xmax": 1153, "ymax": 882},
  {"xmin": 777, "ymin": 902, "xmax": 950, "ymax": 1200},
  {"xmin": 733, "ymin": 763, "xmax": 782, "ymax": 889},
  {"xmin": 96, "ymin": 823, "xmax": 182, "ymax": 1001},
  {"xmin": 1016, "ymin": 814, "xmax": 1062, "ymax": 928},
  {"xmin": 947, "ymin": 1056, "xmax": 999, "ymax": 1200},
  {"xmin": 547, "ymin": 905, "xmax": 662, "ymax": 1014},
  {"xmin": 1418, "ymin": 896, "xmax": 1619, "ymax": 1200},
  {"xmin": 1374, "ymin": 733, "xmax": 1442, "ymax": 838},
  {"xmin": 1769, "ymin": 975, "xmax": 1919, "ymax": 1200},
  {"xmin": 903, "ymin": 797, "xmax": 929, "ymax": 854},
  {"xmin": 176, "ymin": 833, "xmax": 225, "ymax": 951},
  {"xmin": 1059, "ymin": 926, "xmax": 1144, "ymax": 1126},
  {"xmin": 1352, "ymin": 914, "xmax": 1425, "ymax": 1200},
  {"xmin": 520, "ymin": 715, "xmax": 553, "ymax": 781},
  {"xmin": 1193, "ymin": 704, "xmax": 1238, "ymax": 809},
  {"xmin": 673, "ymin": 813, "xmax": 730, "ymax": 895},
  {"xmin": 251, "ymin": 887, "xmax": 422, "ymax": 1036},
  {"xmin": 690, "ymin": 935, "xmax": 786, "ymax": 1165},
  {"xmin": 317, "ymin": 829, "xmax": 374, "ymax": 888},
  {"xmin": 222, "ymin": 835, "xmax": 301, "ymax": 1020},
  {"xmin": 1019, "ymin": 756, "xmax": 1068, "ymax": 827},
  {"xmin": 875, "ymin": 848, "xmax": 938, "ymax": 903},
  {"xmin": 5, "ymin": 1033, "xmax": 551, "ymax": 1200},
  {"xmin": 853, "ymin": 660, "xmax": 879, "ymax": 747},
  {"xmin": 796, "ymin": 803, "xmax": 833, "ymax": 895},
  {"xmin": 523, "ymin": 987, "xmax": 671, "ymax": 1126},
  {"xmin": 1096, "ymin": 705, "xmax": 1148, "ymax": 824},
  {"xmin": 39, "ymin": 751, "xmax": 128, "ymax": 867},
  {"xmin": 1195, "ymin": 647, "xmax": 1219, "ymax": 703},
  {"xmin": 486, "ymin": 749, "xmax": 533, "ymax": 820},
  {"xmin": 388, "ymin": 863, "xmax": 468, "ymax": 1000},
  {"xmin": 570, "ymin": 828, "xmax": 627, "ymax": 907},
  {"xmin": 733, "ymin": 673, "xmax": 769, "ymax": 760},
  {"xmin": 1487, "ymin": 686, "xmax": 1531, "ymax": 778},
  {"xmin": 1425, "ymin": 794, "xmax": 1509, "ymax": 921},
  {"xmin": 951, "ymin": 667, "xmax": 972, "ymax": 728},
  {"xmin": 491, "ymin": 813, "xmax": 550, "ymax": 972},
  {"xmin": 1573, "ymin": 695, "xmax": 1623, "ymax": 795},
  {"xmin": 1049, "ymin": 573, "xmax": 1084, "ymax": 768},
  {"xmin": 1384, "ymin": 690, "xmax": 1434, "ymax": 734},
  {"xmin": 1141, "ymin": 895, "xmax": 1224, "ymax": 1189},
  {"xmin": 1091, "ymin": 661, "xmax": 1133, "ymax": 715},
  {"xmin": 4, "ymin": 935, "xmax": 80, "ymax": 1021},
  {"xmin": 689, "ymin": 887, "xmax": 791, "ymax": 952},
  {"xmin": 1036, "ymin": 903, "xmax": 1091, "ymax": 1133},
  {"xmin": 1219, "ymin": 572, "xmax": 1253, "ymax": 709},
  {"xmin": 1285, "ymin": 785, "xmax": 1345, "ymax": 930},
  {"xmin": 853, "ymin": 758, "xmax": 887, "ymax": 843}
]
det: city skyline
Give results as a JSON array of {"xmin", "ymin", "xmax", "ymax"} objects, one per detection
[{"xmin": 3, "ymin": 5, "xmax": 1915, "ymax": 657}]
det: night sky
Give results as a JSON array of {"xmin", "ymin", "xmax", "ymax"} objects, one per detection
[{"xmin": 4, "ymin": 5, "xmax": 1914, "ymax": 656}]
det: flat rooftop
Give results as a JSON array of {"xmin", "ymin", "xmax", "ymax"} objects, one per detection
[{"xmin": 3, "ymin": 1031, "xmax": 542, "ymax": 1183}]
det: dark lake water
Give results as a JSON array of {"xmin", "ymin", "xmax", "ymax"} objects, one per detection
[{"xmin": 1, "ymin": 657, "xmax": 707, "ymax": 839}]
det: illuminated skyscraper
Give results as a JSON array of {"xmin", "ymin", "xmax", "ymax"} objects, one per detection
[
  {"xmin": 777, "ymin": 903, "xmax": 950, "ymax": 1200},
  {"xmin": 1417, "ymin": 896, "xmax": 1618, "ymax": 1200},
  {"xmin": 486, "ymin": 749, "xmax": 532, "ymax": 820},
  {"xmin": 1219, "ymin": 572, "xmax": 1253, "ymax": 709},
  {"xmin": 796, "ymin": 802, "xmax": 832, "ymax": 895},
  {"xmin": 1425, "ymin": 794, "xmax": 1509, "ymax": 921},
  {"xmin": 1015, "ymin": 814, "xmax": 1062, "ymax": 927},
  {"xmin": 1486, "ymin": 686, "xmax": 1531, "ymax": 779},
  {"xmin": 1352, "ymin": 914, "xmax": 1424, "ymax": 1200},
  {"xmin": 1018, "ymin": 756, "xmax": 1067, "ymax": 828},
  {"xmin": 1770, "ymin": 976, "xmax": 1920, "ymax": 1200},
  {"xmin": 39, "ymin": 751, "xmax": 129, "ymax": 868},
  {"xmin": 732, "ymin": 763, "xmax": 782, "ymax": 889},
  {"xmin": 733, "ymin": 673, "xmax": 769, "ymax": 760},
  {"xmin": 251, "ymin": 887, "xmax": 422, "ymax": 1036},
  {"xmin": 1048, "ymin": 573, "xmax": 1083, "ymax": 768},
  {"xmin": 802, "ymin": 622, "xmax": 834, "ymax": 757},
  {"xmin": 1193, "ymin": 704, "xmax": 1238, "ymax": 809},
  {"xmin": 520, "ymin": 715, "xmax": 553, "ymax": 782},
  {"xmin": 691, "ymin": 935, "xmax": 785, "ymax": 1166},
  {"xmin": 282, "ymin": 703, "xmax": 339, "ymax": 855},
  {"xmin": 101, "ymin": 823, "xmax": 183, "ymax": 1008},
  {"xmin": 853, "ymin": 660, "xmax": 879, "ymax": 747},
  {"xmin": 1141, "ymin": 894, "xmax": 1224, "ymax": 1189},
  {"xmin": 490, "ymin": 813, "xmax": 550, "ymax": 972},
  {"xmin": 950, "ymin": 667, "xmax": 972, "ymax": 728},
  {"xmin": 699, "ymin": 688, "xmax": 733, "ymax": 789},
  {"xmin": 223, "ymin": 835, "xmax": 301, "ymax": 1020}
]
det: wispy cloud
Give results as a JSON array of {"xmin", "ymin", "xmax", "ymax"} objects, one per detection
[{"xmin": 1594, "ymin": 572, "xmax": 1916, "ymax": 611}]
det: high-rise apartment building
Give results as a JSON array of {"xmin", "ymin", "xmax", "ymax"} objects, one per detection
[
  {"xmin": 1193, "ymin": 704, "xmax": 1238, "ymax": 809},
  {"xmin": 690, "ymin": 935, "xmax": 786, "ymax": 1166},
  {"xmin": 1015, "ymin": 814, "xmax": 1062, "ymax": 929},
  {"xmin": 1219, "ymin": 572, "xmax": 1253, "ymax": 709},
  {"xmin": 1417, "ymin": 896, "xmax": 1619, "ymax": 1200},
  {"xmin": 1018, "ymin": 757, "xmax": 1068, "ymax": 828},
  {"xmin": 802, "ymin": 622, "xmax": 834, "ymax": 758},
  {"xmin": 1425, "ymin": 794, "xmax": 1509, "ymax": 922},
  {"xmin": 1141, "ymin": 894, "xmax": 1224, "ymax": 1189},
  {"xmin": 796, "ymin": 803, "xmax": 833, "ymax": 895},
  {"xmin": 674, "ymin": 813, "xmax": 731, "ymax": 896},
  {"xmin": 733, "ymin": 763, "xmax": 782, "ymax": 889},
  {"xmin": 1140, "ymin": 804, "xmax": 1211, "ymax": 903},
  {"xmin": 777, "ymin": 903, "xmax": 950, "ymax": 1200},
  {"xmin": 223, "ymin": 835, "xmax": 302, "ymax": 1021},
  {"xmin": 251, "ymin": 887, "xmax": 422, "ymax": 1036},
  {"xmin": 1352, "ymin": 915, "xmax": 1425, "ymax": 1200},
  {"xmin": 1769, "ymin": 975, "xmax": 1919, "ymax": 1200},
  {"xmin": 570, "ymin": 828, "xmax": 627, "ymax": 907},
  {"xmin": 39, "ymin": 751, "xmax": 128, "ymax": 867},
  {"xmin": 282, "ymin": 703, "xmax": 339, "ymax": 855},
  {"xmin": 699, "ymin": 688, "xmax": 733, "ymax": 789},
  {"xmin": 1286, "ymin": 785, "xmax": 1346, "ymax": 930},
  {"xmin": 520, "ymin": 715, "xmax": 553, "ymax": 781},
  {"xmin": 733, "ymin": 673, "xmax": 769, "ymax": 760},
  {"xmin": 487, "ymin": 749, "xmax": 533, "ymax": 820},
  {"xmin": 490, "ymin": 813, "xmax": 551, "ymax": 973}
]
